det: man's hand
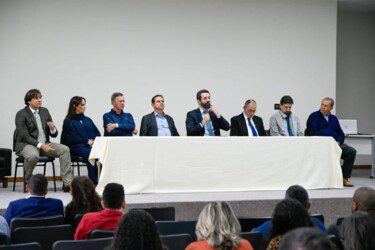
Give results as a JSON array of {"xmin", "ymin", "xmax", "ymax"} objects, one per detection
[
  {"xmin": 88, "ymin": 139, "xmax": 94, "ymax": 147},
  {"xmin": 47, "ymin": 121, "xmax": 55, "ymax": 130},
  {"xmin": 210, "ymin": 106, "xmax": 220, "ymax": 117},
  {"xmin": 132, "ymin": 129, "xmax": 138, "ymax": 135},
  {"xmin": 40, "ymin": 143, "xmax": 54, "ymax": 153},
  {"xmin": 106, "ymin": 123, "xmax": 117, "ymax": 133},
  {"xmin": 202, "ymin": 113, "xmax": 211, "ymax": 126}
]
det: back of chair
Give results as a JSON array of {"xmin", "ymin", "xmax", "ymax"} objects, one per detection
[
  {"xmin": 74, "ymin": 214, "xmax": 84, "ymax": 229},
  {"xmin": 10, "ymin": 215, "xmax": 64, "ymax": 238},
  {"xmin": 12, "ymin": 225, "xmax": 74, "ymax": 250},
  {"xmin": 156, "ymin": 221, "xmax": 197, "ymax": 241},
  {"xmin": 89, "ymin": 229, "xmax": 115, "ymax": 239},
  {"xmin": 161, "ymin": 234, "xmax": 192, "ymax": 250},
  {"xmin": 240, "ymin": 232, "xmax": 266, "ymax": 250},
  {"xmin": 328, "ymin": 234, "xmax": 344, "ymax": 250},
  {"xmin": 0, "ymin": 148, "xmax": 12, "ymax": 177},
  {"xmin": 0, "ymin": 242, "xmax": 41, "ymax": 250},
  {"xmin": 53, "ymin": 237, "xmax": 113, "ymax": 250},
  {"xmin": 238, "ymin": 217, "xmax": 271, "ymax": 233},
  {"xmin": 132, "ymin": 207, "xmax": 175, "ymax": 221}
]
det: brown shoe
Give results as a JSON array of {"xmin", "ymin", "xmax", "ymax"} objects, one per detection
[{"xmin": 343, "ymin": 179, "xmax": 354, "ymax": 187}]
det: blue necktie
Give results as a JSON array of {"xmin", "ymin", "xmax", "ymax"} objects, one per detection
[
  {"xmin": 286, "ymin": 115, "xmax": 293, "ymax": 136},
  {"xmin": 247, "ymin": 118, "xmax": 258, "ymax": 136},
  {"xmin": 204, "ymin": 111, "xmax": 214, "ymax": 136}
]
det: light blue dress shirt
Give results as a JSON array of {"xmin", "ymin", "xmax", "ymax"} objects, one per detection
[
  {"xmin": 200, "ymin": 109, "xmax": 215, "ymax": 136},
  {"xmin": 154, "ymin": 112, "xmax": 172, "ymax": 136}
]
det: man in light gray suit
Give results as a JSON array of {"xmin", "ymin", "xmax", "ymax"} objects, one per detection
[
  {"xmin": 15, "ymin": 89, "xmax": 73, "ymax": 192},
  {"xmin": 269, "ymin": 95, "xmax": 303, "ymax": 136}
]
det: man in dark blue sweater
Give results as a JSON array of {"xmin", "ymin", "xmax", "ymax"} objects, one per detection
[
  {"xmin": 306, "ymin": 97, "xmax": 356, "ymax": 187},
  {"xmin": 103, "ymin": 92, "xmax": 137, "ymax": 136}
]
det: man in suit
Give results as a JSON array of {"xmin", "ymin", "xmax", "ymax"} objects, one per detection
[
  {"xmin": 4, "ymin": 174, "xmax": 64, "ymax": 225},
  {"xmin": 230, "ymin": 99, "xmax": 266, "ymax": 136},
  {"xmin": 269, "ymin": 95, "xmax": 303, "ymax": 136},
  {"xmin": 15, "ymin": 89, "xmax": 73, "ymax": 191},
  {"xmin": 140, "ymin": 94, "xmax": 179, "ymax": 136},
  {"xmin": 186, "ymin": 89, "xmax": 230, "ymax": 136},
  {"xmin": 103, "ymin": 92, "xmax": 138, "ymax": 136},
  {"xmin": 306, "ymin": 97, "xmax": 357, "ymax": 187}
]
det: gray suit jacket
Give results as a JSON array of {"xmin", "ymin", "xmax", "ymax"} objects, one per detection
[{"xmin": 14, "ymin": 106, "xmax": 58, "ymax": 153}]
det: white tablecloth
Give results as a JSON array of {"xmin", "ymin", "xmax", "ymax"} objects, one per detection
[{"xmin": 89, "ymin": 137, "xmax": 343, "ymax": 194}]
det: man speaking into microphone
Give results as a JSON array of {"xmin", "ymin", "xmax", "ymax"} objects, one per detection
[{"xmin": 185, "ymin": 89, "xmax": 230, "ymax": 136}]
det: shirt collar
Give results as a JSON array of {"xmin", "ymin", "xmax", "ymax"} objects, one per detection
[
  {"xmin": 279, "ymin": 110, "xmax": 290, "ymax": 119},
  {"xmin": 101, "ymin": 209, "xmax": 124, "ymax": 216},
  {"xmin": 199, "ymin": 108, "xmax": 206, "ymax": 114},
  {"xmin": 111, "ymin": 108, "xmax": 123, "ymax": 115},
  {"xmin": 27, "ymin": 195, "xmax": 45, "ymax": 199},
  {"xmin": 29, "ymin": 106, "xmax": 38, "ymax": 114},
  {"xmin": 154, "ymin": 111, "xmax": 165, "ymax": 118}
]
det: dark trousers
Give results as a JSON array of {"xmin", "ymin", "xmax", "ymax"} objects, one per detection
[
  {"xmin": 341, "ymin": 143, "xmax": 357, "ymax": 179},
  {"xmin": 71, "ymin": 145, "xmax": 98, "ymax": 185}
]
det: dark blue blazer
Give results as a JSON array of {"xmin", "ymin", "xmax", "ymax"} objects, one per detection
[
  {"xmin": 103, "ymin": 109, "xmax": 135, "ymax": 136},
  {"xmin": 185, "ymin": 108, "xmax": 230, "ymax": 136},
  {"xmin": 4, "ymin": 196, "xmax": 63, "ymax": 225},
  {"xmin": 306, "ymin": 111, "xmax": 345, "ymax": 144}
]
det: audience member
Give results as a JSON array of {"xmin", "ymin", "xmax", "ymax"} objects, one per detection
[
  {"xmin": 266, "ymin": 199, "xmax": 315, "ymax": 250},
  {"xmin": 75, "ymin": 182, "xmax": 125, "ymax": 240},
  {"xmin": 4, "ymin": 174, "xmax": 63, "ymax": 225},
  {"xmin": 108, "ymin": 209, "xmax": 164, "ymax": 250},
  {"xmin": 340, "ymin": 211, "xmax": 375, "ymax": 250},
  {"xmin": 0, "ymin": 215, "xmax": 9, "ymax": 237},
  {"xmin": 64, "ymin": 176, "xmax": 102, "ymax": 226},
  {"xmin": 253, "ymin": 185, "xmax": 326, "ymax": 237},
  {"xmin": 186, "ymin": 201, "xmax": 253, "ymax": 250},
  {"xmin": 279, "ymin": 228, "xmax": 334, "ymax": 250}
]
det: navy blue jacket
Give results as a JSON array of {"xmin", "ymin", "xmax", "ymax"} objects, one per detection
[
  {"xmin": 4, "ymin": 196, "xmax": 63, "ymax": 225},
  {"xmin": 103, "ymin": 109, "xmax": 135, "ymax": 136},
  {"xmin": 306, "ymin": 111, "xmax": 345, "ymax": 144},
  {"xmin": 61, "ymin": 114, "xmax": 101, "ymax": 147},
  {"xmin": 185, "ymin": 108, "xmax": 230, "ymax": 136}
]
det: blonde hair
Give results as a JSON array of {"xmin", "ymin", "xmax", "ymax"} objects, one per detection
[{"xmin": 195, "ymin": 201, "xmax": 242, "ymax": 249}]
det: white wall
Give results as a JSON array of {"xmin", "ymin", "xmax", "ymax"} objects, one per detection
[
  {"xmin": 336, "ymin": 5, "xmax": 375, "ymax": 134},
  {"xmin": 0, "ymin": 0, "xmax": 337, "ymax": 173}
]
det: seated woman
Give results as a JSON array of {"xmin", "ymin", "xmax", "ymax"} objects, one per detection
[
  {"xmin": 186, "ymin": 201, "xmax": 253, "ymax": 250},
  {"xmin": 266, "ymin": 199, "xmax": 315, "ymax": 250},
  {"xmin": 108, "ymin": 209, "xmax": 164, "ymax": 250},
  {"xmin": 61, "ymin": 96, "xmax": 101, "ymax": 184},
  {"xmin": 64, "ymin": 176, "xmax": 102, "ymax": 227}
]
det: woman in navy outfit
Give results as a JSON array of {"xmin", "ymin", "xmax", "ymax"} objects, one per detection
[{"xmin": 61, "ymin": 96, "xmax": 101, "ymax": 184}]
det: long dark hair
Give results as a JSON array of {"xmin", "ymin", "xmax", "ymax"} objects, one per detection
[
  {"xmin": 269, "ymin": 199, "xmax": 315, "ymax": 241},
  {"xmin": 69, "ymin": 176, "xmax": 101, "ymax": 214},
  {"xmin": 109, "ymin": 210, "xmax": 164, "ymax": 250},
  {"xmin": 66, "ymin": 96, "xmax": 85, "ymax": 119},
  {"xmin": 340, "ymin": 211, "xmax": 375, "ymax": 250}
]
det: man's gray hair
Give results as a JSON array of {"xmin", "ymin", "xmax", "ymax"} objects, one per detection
[
  {"xmin": 322, "ymin": 97, "xmax": 334, "ymax": 107},
  {"xmin": 111, "ymin": 92, "xmax": 124, "ymax": 102},
  {"xmin": 244, "ymin": 99, "xmax": 256, "ymax": 107}
]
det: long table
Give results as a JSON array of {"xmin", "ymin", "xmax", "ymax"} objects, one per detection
[{"xmin": 89, "ymin": 137, "xmax": 344, "ymax": 194}]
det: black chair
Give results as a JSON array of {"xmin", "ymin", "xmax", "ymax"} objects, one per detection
[
  {"xmin": 161, "ymin": 234, "xmax": 192, "ymax": 250},
  {"xmin": 53, "ymin": 237, "xmax": 113, "ymax": 250},
  {"xmin": 71, "ymin": 155, "xmax": 86, "ymax": 177},
  {"xmin": 12, "ymin": 225, "xmax": 74, "ymax": 250},
  {"xmin": 240, "ymin": 232, "xmax": 265, "ymax": 250},
  {"xmin": 89, "ymin": 229, "xmax": 115, "ymax": 239},
  {"xmin": 0, "ymin": 242, "xmax": 41, "ymax": 250},
  {"xmin": 328, "ymin": 234, "xmax": 344, "ymax": 250},
  {"xmin": 311, "ymin": 214, "xmax": 325, "ymax": 225},
  {"xmin": 12, "ymin": 130, "xmax": 56, "ymax": 193},
  {"xmin": 156, "ymin": 221, "xmax": 197, "ymax": 241},
  {"xmin": 132, "ymin": 207, "xmax": 175, "ymax": 221},
  {"xmin": 74, "ymin": 214, "xmax": 84, "ymax": 230},
  {"xmin": 0, "ymin": 148, "xmax": 12, "ymax": 188},
  {"xmin": 238, "ymin": 217, "xmax": 271, "ymax": 233},
  {"xmin": 10, "ymin": 215, "xmax": 64, "ymax": 239}
]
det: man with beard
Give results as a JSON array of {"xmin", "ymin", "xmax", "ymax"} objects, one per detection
[{"xmin": 186, "ymin": 89, "xmax": 230, "ymax": 136}]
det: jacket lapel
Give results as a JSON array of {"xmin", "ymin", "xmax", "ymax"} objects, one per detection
[
  {"xmin": 25, "ymin": 106, "xmax": 38, "ymax": 128},
  {"xmin": 195, "ymin": 108, "xmax": 203, "ymax": 123},
  {"xmin": 240, "ymin": 114, "xmax": 249, "ymax": 136},
  {"xmin": 149, "ymin": 112, "xmax": 158, "ymax": 136}
]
